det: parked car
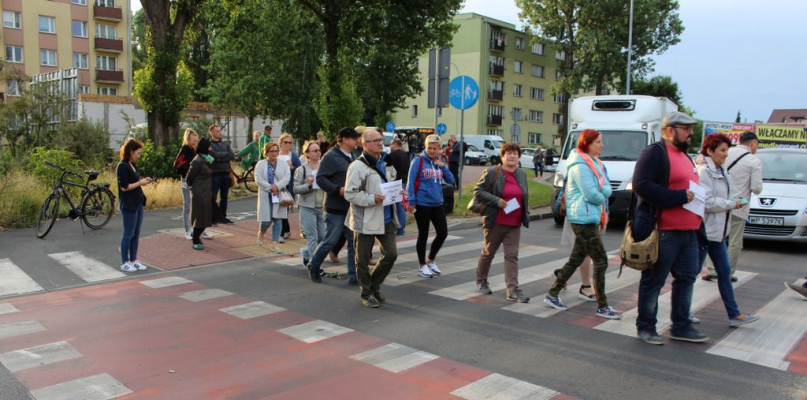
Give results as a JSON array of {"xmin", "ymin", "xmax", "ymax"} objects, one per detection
[
  {"xmin": 744, "ymin": 148, "xmax": 807, "ymax": 242},
  {"xmin": 464, "ymin": 144, "xmax": 488, "ymax": 165},
  {"xmin": 519, "ymin": 148, "xmax": 537, "ymax": 169}
]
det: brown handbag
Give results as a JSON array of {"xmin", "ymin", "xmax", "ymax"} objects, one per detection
[{"xmin": 467, "ymin": 166, "xmax": 501, "ymax": 215}]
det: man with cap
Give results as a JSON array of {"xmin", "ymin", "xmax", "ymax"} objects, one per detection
[
  {"xmin": 258, "ymin": 125, "xmax": 273, "ymax": 160},
  {"xmin": 632, "ymin": 111, "xmax": 709, "ymax": 345},
  {"xmin": 702, "ymin": 131, "xmax": 762, "ymax": 282},
  {"xmin": 306, "ymin": 127, "xmax": 361, "ymax": 284}
]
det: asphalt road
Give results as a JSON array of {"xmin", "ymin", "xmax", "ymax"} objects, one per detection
[{"xmin": 0, "ymin": 194, "xmax": 806, "ymax": 399}]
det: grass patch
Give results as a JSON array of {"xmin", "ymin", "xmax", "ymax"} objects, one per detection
[{"xmin": 451, "ymin": 178, "xmax": 552, "ymax": 217}]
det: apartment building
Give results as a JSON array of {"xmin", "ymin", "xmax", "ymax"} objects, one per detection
[
  {"xmin": 2, "ymin": 0, "xmax": 132, "ymax": 100},
  {"xmin": 392, "ymin": 13, "xmax": 566, "ymax": 149}
]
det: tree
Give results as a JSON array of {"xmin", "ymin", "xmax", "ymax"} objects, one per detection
[
  {"xmin": 137, "ymin": 0, "xmax": 207, "ymax": 146},
  {"xmin": 631, "ymin": 75, "xmax": 682, "ymax": 105},
  {"xmin": 735, "ymin": 110, "xmax": 742, "ymax": 123},
  {"xmin": 131, "ymin": 9, "xmax": 147, "ymax": 73}
]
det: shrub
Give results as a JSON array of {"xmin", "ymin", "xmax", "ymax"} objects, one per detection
[
  {"xmin": 26, "ymin": 147, "xmax": 85, "ymax": 187},
  {"xmin": 136, "ymin": 140, "xmax": 181, "ymax": 179},
  {"xmin": 51, "ymin": 118, "xmax": 112, "ymax": 166}
]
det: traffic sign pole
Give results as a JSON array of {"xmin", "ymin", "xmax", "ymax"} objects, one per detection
[{"xmin": 458, "ymin": 76, "xmax": 465, "ymax": 207}]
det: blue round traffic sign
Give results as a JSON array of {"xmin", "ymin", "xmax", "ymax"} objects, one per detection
[
  {"xmin": 385, "ymin": 121, "xmax": 395, "ymax": 132},
  {"xmin": 436, "ymin": 123, "xmax": 448, "ymax": 135},
  {"xmin": 449, "ymin": 76, "xmax": 479, "ymax": 110}
]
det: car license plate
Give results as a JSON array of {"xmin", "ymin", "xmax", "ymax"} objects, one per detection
[{"xmin": 748, "ymin": 216, "xmax": 784, "ymax": 226}]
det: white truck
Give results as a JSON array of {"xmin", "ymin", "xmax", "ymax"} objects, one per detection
[{"xmin": 551, "ymin": 95, "xmax": 679, "ymax": 224}]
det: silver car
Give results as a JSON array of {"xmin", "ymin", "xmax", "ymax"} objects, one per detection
[{"xmin": 744, "ymin": 148, "xmax": 807, "ymax": 242}]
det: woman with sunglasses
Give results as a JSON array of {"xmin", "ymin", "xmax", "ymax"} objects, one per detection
[
  {"xmin": 277, "ymin": 132, "xmax": 301, "ymax": 241},
  {"xmin": 256, "ymin": 142, "xmax": 291, "ymax": 253}
]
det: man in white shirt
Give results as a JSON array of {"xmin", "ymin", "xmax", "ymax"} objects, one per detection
[{"xmin": 703, "ymin": 131, "xmax": 763, "ymax": 282}]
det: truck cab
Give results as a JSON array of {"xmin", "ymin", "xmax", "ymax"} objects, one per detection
[{"xmin": 551, "ymin": 95, "xmax": 678, "ymax": 224}]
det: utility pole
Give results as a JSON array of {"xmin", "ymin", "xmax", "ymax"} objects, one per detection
[{"xmin": 626, "ymin": 0, "xmax": 634, "ymax": 94}]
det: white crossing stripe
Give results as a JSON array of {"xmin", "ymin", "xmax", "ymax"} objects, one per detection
[
  {"xmin": 707, "ymin": 282, "xmax": 807, "ymax": 370},
  {"xmin": 594, "ymin": 270, "xmax": 756, "ymax": 337},
  {"xmin": 278, "ymin": 320, "xmax": 353, "ymax": 343},
  {"xmin": 387, "ymin": 245, "xmax": 554, "ymax": 287},
  {"xmin": 140, "ymin": 276, "xmax": 194, "ymax": 289},
  {"xmin": 179, "ymin": 289, "xmax": 233, "ymax": 302},
  {"xmin": 30, "ymin": 373, "xmax": 132, "ymax": 400},
  {"xmin": 350, "ymin": 343, "xmax": 439, "ymax": 373},
  {"xmin": 274, "ymin": 235, "xmax": 463, "ymax": 266},
  {"xmin": 0, "ymin": 320, "xmax": 46, "ymax": 340},
  {"xmin": 48, "ymin": 252, "xmax": 125, "ymax": 283},
  {"xmin": 0, "ymin": 303, "xmax": 20, "ymax": 315},
  {"xmin": 450, "ymin": 373, "xmax": 558, "ymax": 400},
  {"xmin": 219, "ymin": 301, "xmax": 285, "ymax": 319},
  {"xmin": 0, "ymin": 258, "xmax": 44, "ymax": 297},
  {"xmin": 505, "ymin": 262, "xmax": 639, "ymax": 318},
  {"xmin": 0, "ymin": 341, "xmax": 82, "ymax": 372}
]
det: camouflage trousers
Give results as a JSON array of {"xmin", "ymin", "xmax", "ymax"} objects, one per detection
[{"xmin": 549, "ymin": 223, "xmax": 610, "ymax": 309}]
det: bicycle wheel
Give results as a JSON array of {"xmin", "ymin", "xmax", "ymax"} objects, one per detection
[
  {"xmin": 36, "ymin": 193, "xmax": 60, "ymax": 239},
  {"xmin": 244, "ymin": 168, "xmax": 258, "ymax": 193},
  {"xmin": 81, "ymin": 188, "xmax": 115, "ymax": 230}
]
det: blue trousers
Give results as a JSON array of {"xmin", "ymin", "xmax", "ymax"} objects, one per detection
[
  {"xmin": 211, "ymin": 172, "xmax": 231, "ymax": 218},
  {"xmin": 120, "ymin": 205, "xmax": 144, "ymax": 264},
  {"xmin": 308, "ymin": 213, "xmax": 356, "ymax": 280},
  {"xmin": 698, "ymin": 239, "xmax": 741, "ymax": 319}
]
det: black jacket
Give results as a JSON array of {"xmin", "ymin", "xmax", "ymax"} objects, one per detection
[
  {"xmin": 173, "ymin": 145, "xmax": 195, "ymax": 178},
  {"xmin": 386, "ymin": 149, "xmax": 410, "ymax": 184},
  {"xmin": 116, "ymin": 161, "xmax": 145, "ymax": 211},
  {"xmin": 317, "ymin": 146, "xmax": 355, "ymax": 215}
]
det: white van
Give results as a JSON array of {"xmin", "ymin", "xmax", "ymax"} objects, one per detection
[
  {"xmin": 551, "ymin": 95, "xmax": 678, "ymax": 224},
  {"xmin": 462, "ymin": 135, "xmax": 506, "ymax": 165}
]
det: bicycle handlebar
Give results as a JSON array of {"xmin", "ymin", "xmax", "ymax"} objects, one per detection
[{"xmin": 44, "ymin": 161, "xmax": 86, "ymax": 179}]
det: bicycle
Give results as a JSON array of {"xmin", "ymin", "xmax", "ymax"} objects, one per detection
[
  {"xmin": 36, "ymin": 161, "xmax": 116, "ymax": 239},
  {"xmin": 234, "ymin": 161, "xmax": 258, "ymax": 193}
]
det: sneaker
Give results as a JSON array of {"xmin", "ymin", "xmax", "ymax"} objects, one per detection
[
  {"xmin": 578, "ymin": 285, "xmax": 597, "ymax": 302},
  {"xmin": 120, "ymin": 262, "xmax": 137, "ymax": 272},
  {"xmin": 256, "ymin": 237, "xmax": 263, "ymax": 246},
  {"xmin": 192, "ymin": 244, "xmax": 204, "ymax": 251},
  {"xmin": 477, "ymin": 280, "xmax": 493, "ymax": 295},
  {"xmin": 131, "ymin": 260, "xmax": 148, "ymax": 271},
  {"xmin": 701, "ymin": 274, "xmax": 717, "ymax": 282},
  {"xmin": 670, "ymin": 328, "xmax": 710, "ymax": 343},
  {"xmin": 637, "ymin": 329, "xmax": 664, "ymax": 345},
  {"xmin": 283, "ymin": 232, "xmax": 290, "ymax": 240},
  {"xmin": 201, "ymin": 231, "xmax": 213, "ymax": 239},
  {"xmin": 731, "ymin": 276, "xmax": 738, "ymax": 283},
  {"xmin": 418, "ymin": 265, "xmax": 434, "ymax": 278},
  {"xmin": 543, "ymin": 295, "xmax": 567, "ymax": 311},
  {"xmin": 729, "ymin": 314, "xmax": 760, "ymax": 327},
  {"xmin": 426, "ymin": 261, "xmax": 442, "ymax": 276},
  {"xmin": 184, "ymin": 232, "xmax": 193, "ymax": 240},
  {"xmin": 553, "ymin": 269, "xmax": 567, "ymax": 290},
  {"xmin": 596, "ymin": 306, "xmax": 622, "ymax": 320},
  {"xmin": 785, "ymin": 281, "xmax": 807, "ymax": 299},
  {"xmin": 307, "ymin": 266, "xmax": 322, "ymax": 283},
  {"xmin": 506, "ymin": 289, "xmax": 529, "ymax": 303},
  {"xmin": 278, "ymin": 237, "xmax": 286, "ymax": 244},
  {"xmin": 223, "ymin": 218, "xmax": 235, "ymax": 225},
  {"xmin": 373, "ymin": 291, "xmax": 386, "ymax": 304},
  {"xmin": 361, "ymin": 295, "xmax": 380, "ymax": 308},
  {"xmin": 268, "ymin": 246, "xmax": 282, "ymax": 254},
  {"xmin": 689, "ymin": 315, "xmax": 701, "ymax": 324}
]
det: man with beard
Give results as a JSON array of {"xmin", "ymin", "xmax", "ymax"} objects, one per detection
[{"xmin": 632, "ymin": 111, "xmax": 707, "ymax": 345}]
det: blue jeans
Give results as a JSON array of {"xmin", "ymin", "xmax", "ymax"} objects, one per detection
[
  {"xmin": 300, "ymin": 206, "xmax": 326, "ymax": 260},
  {"xmin": 210, "ymin": 172, "xmax": 231, "ymax": 218},
  {"xmin": 120, "ymin": 205, "xmax": 144, "ymax": 264},
  {"xmin": 260, "ymin": 219, "xmax": 283, "ymax": 242},
  {"xmin": 309, "ymin": 212, "xmax": 355, "ymax": 280},
  {"xmin": 699, "ymin": 239, "xmax": 741, "ymax": 319},
  {"xmin": 395, "ymin": 203, "xmax": 407, "ymax": 236},
  {"xmin": 636, "ymin": 230, "xmax": 699, "ymax": 335}
]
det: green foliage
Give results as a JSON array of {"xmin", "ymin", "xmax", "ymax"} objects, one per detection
[
  {"xmin": 136, "ymin": 140, "xmax": 182, "ymax": 179},
  {"xmin": 0, "ymin": 149, "xmax": 12, "ymax": 179},
  {"xmin": 632, "ymin": 75, "xmax": 682, "ymax": 105},
  {"xmin": 134, "ymin": 55, "xmax": 195, "ymax": 138},
  {"xmin": 314, "ymin": 66, "xmax": 363, "ymax": 140},
  {"xmin": 26, "ymin": 147, "xmax": 85, "ymax": 187},
  {"xmin": 131, "ymin": 9, "xmax": 147, "ymax": 72},
  {"xmin": 182, "ymin": 115, "xmax": 215, "ymax": 138},
  {"xmin": 50, "ymin": 118, "xmax": 112, "ymax": 166}
]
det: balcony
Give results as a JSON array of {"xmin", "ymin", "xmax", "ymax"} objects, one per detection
[
  {"xmin": 488, "ymin": 89, "xmax": 503, "ymax": 101},
  {"xmin": 93, "ymin": 4, "xmax": 123, "ymax": 21},
  {"xmin": 487, "ymin": 115, "xmax": 503, "ymax": 126},
  {"xmin": 490, "ymin": 37, "xmax": 505, "ymax": 52},
  {"xmin": 96, "ymin": 69, "xmax": 124, "ymax": 83},
  {"xmin": 94, "ymin": 37, "xmax": 123, "ymax": 52},
  {"xmin": 489, "ymin": 64, "xmax": 504, "ymax": 76}
]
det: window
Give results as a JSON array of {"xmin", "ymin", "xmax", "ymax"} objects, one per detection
[
  {"xmin": 511, "ymin": 129, "xmax": 520, "ymax": 143},
  {"xmin": 40, "ymin": 49, "xmax": 57, "ymax": 66},
  {"xmin": 489, "ymin": 80, "xmax": 504, "ymax": 92},
  {"xmin": 513, "ymin": 84, "xmax": 522, "ymax": 97},
  {"xmin": 512, "ymin": 107, "xmax": 522, "ymax": 121},
  {"xmin": 73, "ymin": 53, "xmax": 89, "ymax": 69},
  {"xmin": 72, "ymin": 0, "xmax": 87, "ymax": 4},
  {"xmin": 531, "ymin": 43, "xmax": 544, "ymax": 55},
  {"xmin": 487, "ymin": 129, "xmax": 504, "ymax": 136},
  {"xmin": 490, "ymin": 55, "xmax": 504, "ymax": 66},
  {"xmin": 553, "ymin": 93, "xmax": 567, "ymax": 103},
  {"xmin": 531, "ymin": 65, "xmax": 545, "ymax": 78},
  {"xmin": 39, "ymin": 16, "xmax": 56, "ymax": 33},
  {"xmin": 72, "ymin": 21, "xmax": 88, "ymax": 38},
  {"xmin": 96, "ymin": 0, "xmax": 115, "ymax": 7},
  {"xmin": 3, "ymin": 11, "xmax": 21, "ymax": 29},
  {"xmin": 78, "ymin": 85, "xmax": 90, "ymax": 95},
  {"xmin": 530, "ymin": 87, "xmax": 544, "ymax": 101},
  {"xmin": 515, "ymin": 37, "xmax": 525, "ymax": 50},
  {"xmin": 488, "ymin": 105, "xmax": 504, "ymax": 116},
  {"xmin": 98, "ymin": 86, "xmax": 118, "ymax": 95},
  {"xmin": 96, "ymin": 55, "xmax": 117, "ymax": 70},
  {"xmin": 411, "ymin": 105, "xmax": 418, "ymax": 117},
  {"xmin": 556, "ymin": 70, "xmax": 562, "ymax": 81},
  {"xmin": 5, "ymin": 46, "xmax": 23, "ymax": 63},
  {"xmin": 96, "ymin": 23, "xmax": 116, "ymax": 39},
  {"xmin": 553, "ymin": 113, "xmax": 564, "ymax": 125},
  {"xmin": 556, "ymin": 50, "xmax": 566, "ymax": 61},
  {"xmin": 529, "ymin": 110, "xmax": 544, "ymax": 123},
  {"xmin": 528, "ymin": 133, "xmax": 542, "ymax": 145},
  {"xmin": 7, "ymin": 80, "xmax": 22, "ymax": 97},
  {"xmin": 513, "ymin": 60, "xmax": 523, "ymax": 74}
]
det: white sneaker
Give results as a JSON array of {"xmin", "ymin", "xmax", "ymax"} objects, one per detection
[
  {"xmin": 426, "ymin": 261, "xmax": 442, "ymax": 276},
  {"xmin": 278, "ymin": 237, "xmax": 286, "ymax": 243},
  {"xmin": 132, "ymin": 260, "xmax": 148, "ymax": 271},
  {"xmin": 121, "ymin": 262, "xmax": 137, "ymax": 272},
  {"xmin": 201, "ymin": 231, "xmax": 213, "ymax": 239},
  {"xmin": 184, "ymin": 232, "xmax": 192, "ymax": 240},
  {"xmin": 268, "ymin": 246, "xmax": 283, "ymax": 254},
  {"xmin": 418, "ymin": 265, "xmax": 434, "ymax": 278}
]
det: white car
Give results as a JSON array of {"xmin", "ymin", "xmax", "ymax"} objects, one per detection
[
  {"xmin": 464, "ymin": 144, "xmax": 488, "ymax": 165},
  {"xmin": 744, "ymin": 148, "xmax": 807, "ymax": 242}
]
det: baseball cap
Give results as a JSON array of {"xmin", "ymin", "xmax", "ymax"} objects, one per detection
[
  {"xmin": 739, "ymin": 131, "xmax": 758, "ymax": 142},
  {"xmin": 338, "ymin": 127, "xmax": 360, "ymax": 139},
  {"xmin": 662, "ymin": 111, "xmax": 697, "ymax": 127}
]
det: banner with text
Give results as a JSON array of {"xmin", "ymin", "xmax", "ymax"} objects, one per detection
[
  {"xmin": 755, "ymin": 124, "xmax": 807, "ymax": 149},
  {"xmin": 703, "ymin": 121, "xmax": 756, "ymax": 145}
]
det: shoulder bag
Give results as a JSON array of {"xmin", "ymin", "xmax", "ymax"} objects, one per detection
[{"xmin": 467, "ymin": 166, "xmax": 501, "ymax": 215}]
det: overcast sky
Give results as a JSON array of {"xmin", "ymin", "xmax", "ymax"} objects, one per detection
[{"xmin": 132, "ymin": 0, "xmax": 805, "ymax": 123}]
